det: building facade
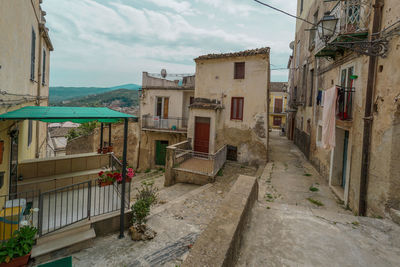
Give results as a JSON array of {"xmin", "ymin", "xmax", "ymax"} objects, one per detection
[
  {"xmin": 289, "ymin": 0, "xmax": 400, "ymax": 218},
  {"xmin": 188, "ymin": 48, "xmax": 270, "ymax": 165},
  {"xmin": 0, "ymin": 0, "xmax": 53, "ymax": 196},
  {"xmin": 269, "ymin": 82, "xmax": 288, "ymax": 130},
  {"xmin": 138, "ymin": 72, "xmax": 195, "ymax": 170}
]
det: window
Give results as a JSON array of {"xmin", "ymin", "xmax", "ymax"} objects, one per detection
[
  {"xmin": 309, "ymin": 69, "xmax": 314, "ymax": 106},
  {"xmin": 274, "ymin": 98, "xmax": 283, "ymax": 113},
  {"xmin": 156, "ymin": 97, "xmax": 169, "ymax": 118},
  {"xmin": 302, "ymin": 64, "xmax": 307, "ymax": 102},
  {"xmin": 234, "ymin": 62, "xmax": 245, "ymax": 79},
  {"xmin": 296, "ymin": 41, "xmax": 300, "ymax": 68},
  {"xmin": 231, "ymin": 97, "xmax": 244, "ymax": 120},
  {"xmin": 300, "ymin": 0, "xmax": 304, "ymax": 14},
  {"xmin": 42, "ymin": 49, "xmax": 46, "ymax": 85},
  {"xmin": 309, "ymin": 11, "xmax": 318, "ymax": 49},
  {"xmin": 273, "ymin": 116, "xmax": 282, "ymax": 126},
  {"xmin": 30, "ymin": 28, "xmax": 36, "ymax": 81},
  {"xmin": 28, "ymin": 120, "xmax": 33, "ymax": 147}
]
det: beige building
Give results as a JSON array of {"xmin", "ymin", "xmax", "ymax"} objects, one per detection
[
  {"xmin": 188, "ymin": 48, "xmax": 270, "ymax": 165},
  {"xmin": 288, "ymin": 0, "xmax": 400, "ymax": 218},
  {"xmin": 269, "ymin": 82, "xmax": 288, "ymax": 130},
  {"xmin": 138, "ymin": 72, "xmax": 195, "ymax": 170},
  {"xmin": 0, "ymin": 0, "xmax": 53, "ymax": 196}
]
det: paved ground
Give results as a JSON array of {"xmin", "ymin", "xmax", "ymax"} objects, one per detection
[
  {"xmin": 237, "ymin": 132, "xmax": 400, "ymax": 267},
  {"xmin": 71, "ymin": 162, "xmax": 257, "ymax": 266}
]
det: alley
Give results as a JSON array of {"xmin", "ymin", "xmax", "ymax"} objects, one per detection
[{"xmin": 237, "ymin": 132, "xmax": 400, "ymax": 267}]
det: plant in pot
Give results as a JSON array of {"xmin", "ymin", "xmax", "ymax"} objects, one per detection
[
  {"xmin": 116, "ymin": 168, "xmax": 135, "ymax": 184},
  {"xmin": 129, "ymin": 181, "xmax": 158, "ymax": 241},
  {"xmin": 0, "ymin": 209, "xmax": 38, "ymax": 267},
  {"xmin": 97, "ymin": 171, "xmax": 115, "ymax": 187}
]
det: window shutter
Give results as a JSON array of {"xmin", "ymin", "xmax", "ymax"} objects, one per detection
[
  {"xmin": 234, "ymin": 62, "xmax": 245, "ymax": 79},
  {"xmin": 30, "ymin": 29, "xmax": 36, "ymax": 81},
  {"xmin": 231, "ymin": 97, "xmax": 244, "ymax": 120}
]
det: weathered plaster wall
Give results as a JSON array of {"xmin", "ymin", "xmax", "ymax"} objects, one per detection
[
  {"xmin": 188, "ymin": 55, "xmax": 269, "ymax": 164},
  {"xmin": 138, "ymin": 131, "xmax": 186, "ymax": 171}
]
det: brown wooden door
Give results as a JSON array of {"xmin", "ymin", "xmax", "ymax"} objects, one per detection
[
  {"xmin": 194, "ymin": 117, "xmax": 210, "ymax": 153},
  {"xmin": 163, "ymin": 98, "xmax": 169, "ymax": 118},
  {"xmin": 273, "ymin": 116, "xmax": 282, "ymax": 126},
  {"xmin": 274, "ymin": 98, "xmax": 283, "ymax": 113}
]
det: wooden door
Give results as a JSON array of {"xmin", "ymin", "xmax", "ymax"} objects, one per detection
[
  {"xmin": 163, "ymin": 98, "xmax": 169, "ymax": 118},
  {"xmin": 194, "ymin": 117, "xmax": 210, "ymax": 153},
  {"xmin": 274, "ymin": 98, "xmax": 283, "ymax": 113},
  {"xmin": 155, "ymin": 140, "xmax": 168, "ymax": 166},
  {"xmin": 273, "ymin": 116, "xmax": 282, "ymax": 126}
]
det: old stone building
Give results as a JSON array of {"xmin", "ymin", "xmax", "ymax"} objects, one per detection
[
  {"xmin": 0, "ymin": 0, "xmax": 53, "ymax": 196},
  {"xmin": 189, "ymin": 48, "xmax": 270, "ymax": 165},
  {"xmin": 138, "ymin": 72, "xmax": 195, "ymax": 170},
  {"xmin": 288, "ymin": 0, "xmax": 400, "ymax": 218}
]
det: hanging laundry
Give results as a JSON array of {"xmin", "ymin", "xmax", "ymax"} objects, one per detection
[
  {"xmin": 316, "ymin": 90, "xmax": 323, "ymax": 105},
  {"xmin": 321, "ymin": 86, "xmax": 337, "ymax": 150}
]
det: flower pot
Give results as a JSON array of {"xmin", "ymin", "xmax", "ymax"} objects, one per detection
[
  {"xmin": 0, "ymin": 252, "xmax": 31, "ymax": 267},
  {"xmin": 117, "ymin": 177, "xmax": 132, "ymax": 184},
  {"xmin": 97, "ymin": 148, "xmax": 102, "ymax": 154},
  {"xmin": 102, "ymin": 147, "xmax": 109, "ymax": 154},
  {"xmin": 107, "ymin": 146, "xmax": 113, "ymax": 153},
  {"xmin": 98, "ymin": 181, "xmax": 113, "ymax": 187}
]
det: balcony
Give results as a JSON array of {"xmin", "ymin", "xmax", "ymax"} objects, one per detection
[
  {"xmin": 316, "ymin": 0, "xmax": 371, "ymax": 58},
  {"xmin": 141, "ymin": 115, "xmax": 188, "ymax": 133},
  {"xmin": 164, "ymin": 141, "xmax": 227, "ymax": 186},
  {"xmin": 336, "ymin": 86, "xmax": 354, "ymax": 121}
]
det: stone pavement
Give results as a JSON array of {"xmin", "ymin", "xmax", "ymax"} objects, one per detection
[{"xmin": 236, "ymin": 132, "xmax": 400, "ymax": 267}]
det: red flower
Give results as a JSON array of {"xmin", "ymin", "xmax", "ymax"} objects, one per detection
[{"xmin": 98, "ymin": 171, "xmax": 104, "ymax": 176}]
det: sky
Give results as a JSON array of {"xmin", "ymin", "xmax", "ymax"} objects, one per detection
[{"xmin": 42, "ymin": 0, "xmax": 297, "ymax": 87}]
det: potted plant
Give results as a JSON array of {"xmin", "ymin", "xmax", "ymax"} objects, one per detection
[
  {"xmin": 116, "ymin": 168, "xmax": 135, "ymax": 184},
  {"xmin": 107, "ymin": 145, "xmax": 113, "ymax": 153},
  {"xmin": 97, "ymin": 148, "xmax": 102, "ymax": 154},
  {"xmin": 0, "ymin": 209, "xmax": 38, "ymax": 267},
  {"xmin": 102, "ymin": 147, "xmax": 109, "ymax": 154},
  {"xmin": 97, "ymin": 171, "xmax": 115, "ymax": 187}
]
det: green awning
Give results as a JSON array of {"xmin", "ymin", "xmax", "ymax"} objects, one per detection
[{"xmin": 0, "ymin": 106, "xmax": 135, "ymax": 123}]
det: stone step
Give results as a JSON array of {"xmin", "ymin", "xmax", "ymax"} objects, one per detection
[
  {"xmin": 390, "ymin": 208, "xmax": 400, "ymax": 225},
  {"xmin": 32, "ymin": 227, "xmax": 96, "ymax": 258},
  {"xmin": 35, "ymin": 220, "xmax": 91, "ymax": 245}
]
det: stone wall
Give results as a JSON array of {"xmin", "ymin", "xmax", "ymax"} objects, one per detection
[{"xmin": 66, "ymin": 122, "xmax": 140, "ymax": 168}]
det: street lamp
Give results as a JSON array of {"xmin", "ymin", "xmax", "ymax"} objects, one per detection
[{"xmin": 317, "ymin": 13, "xmax": 338, "ymax": 42}]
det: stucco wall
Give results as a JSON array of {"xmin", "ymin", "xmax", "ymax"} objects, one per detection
[{"xmin": 187, "ymin": 55, "xmax": 269, "ymax": 165}]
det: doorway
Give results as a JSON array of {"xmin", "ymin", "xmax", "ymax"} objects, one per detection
[
  {"xmin": 155, "ymin": 140, "xmax": 168, "ymax": 166},
  {"xmin": 9, "ymin": 130, "xmax": 18, "ymax": 196},
  {"xmin": 341, "ymin": 130, "xmax": 349, "ymax": 188},
  {"xmin": 194, "ymin": 117, "xmax": 210, "ymax": 153}
]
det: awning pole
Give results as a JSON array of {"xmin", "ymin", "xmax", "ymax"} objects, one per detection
[
  {"xmin": 108, "ymin": 123, "xmax": 112, "ymax": 146},
  {"xmin": 119, "ymin": 118, "xmax": 128, "ymax": 238},
  {"xmin": 100, "ymin": 123, "xmax": 104, "ymax": 150}
]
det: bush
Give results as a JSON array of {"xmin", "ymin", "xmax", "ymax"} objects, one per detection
[
  {"xmin": 136, "ymin": 181, "xmax": 158, "ymax": 206},
  {"xmin": 131, "ymin": 199, "xmax": 150, "ymax": 225}
]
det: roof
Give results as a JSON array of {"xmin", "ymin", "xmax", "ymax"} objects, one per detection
[
  {"xmin": 270, "ymin": 82, "xmax": 288, "ymax": 93},
  {"xmin": 0, "ymin": 106, "xmax": 135, "ymax": 123},
  {"xmin": 195, "ymin": 47, "xmax": 270, "ymax": 61}
]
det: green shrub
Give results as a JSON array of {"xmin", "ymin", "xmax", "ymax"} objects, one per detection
[
  {"xmin": 131, "ymin": 199, "xmax": 150, "ymax": 225},
  {"xmin": 136, "ymin": 181, "xmax": 158, "ymax": 206}
]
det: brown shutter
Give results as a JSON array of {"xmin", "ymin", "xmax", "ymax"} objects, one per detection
[
  {"xmin": 231, "ymin": 97, "xmax": 244, "ymax": 120},
  {"xmin": 274, "ymin": 98, "xmax": 283, "ymax": 113},
  {"xmin": 234, "ymin": 62, "xmax": 245, "ymax": 79},
  {"xmin": 163, "ymin": 98, "xmax": 169, "ymax": 118}
]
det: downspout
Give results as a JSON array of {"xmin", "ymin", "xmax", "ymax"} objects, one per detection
[
  {"xmin": 35, "ymin": 25, "xmax": 43, "ymax": 158},
  {"xmin": 359, "ymin": 0, "xmax": 384, "ymax": 216}
]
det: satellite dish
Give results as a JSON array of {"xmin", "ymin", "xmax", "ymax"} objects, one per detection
[
  {"xmin": 161, "ymin": 69, "xmax": 167, "ymax": 78},
  {"xmin": 289, "ymin": 41, "xmax": 295, "ymax": 50}
]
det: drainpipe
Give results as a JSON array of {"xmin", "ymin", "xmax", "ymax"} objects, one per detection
[
  {"xmin": 359, "ymin": 0, "xmax": 384, "ymax": 216},
  {"xmin": 35, "ymin": 25, "xmax": 43, "ymax": 158}
]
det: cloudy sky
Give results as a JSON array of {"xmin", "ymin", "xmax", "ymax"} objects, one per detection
[{"xmin": 42, "ymin": 0, "xmax": 297, "ymax": 87}]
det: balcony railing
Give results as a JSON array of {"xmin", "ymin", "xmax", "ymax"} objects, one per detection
[
  {"xmin": 142, "ymin": 115, "xmax": 188, "ymax": 132},
  {"xmin": 336, "ymin": 86, "xmax": 355, "ymax": 121}
]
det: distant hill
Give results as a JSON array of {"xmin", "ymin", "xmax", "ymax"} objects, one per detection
[
  {"xmin": 54, "ymin": 89, "xmax": 139, "ymax": 107},
  {"xmin": 49, "ymin": 83, "xmax": 141, "ymax": 104}
]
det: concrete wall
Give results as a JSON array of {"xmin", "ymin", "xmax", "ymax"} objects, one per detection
[
  {"xmin": 188, "ymin": 55, "xmax": 269, "ymax": 165},
  {"xmin": 291, "ymin": 0, "xmax": 400, "ymax": 217},
  {"xmin": 66, "ymin": 122, "xmax": 140, "ymax": 169},
  {"xmin": 0, "ymin": 0, "xmax": 52, "ymax": 196}
]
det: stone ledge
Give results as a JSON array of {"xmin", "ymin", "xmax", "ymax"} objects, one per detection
[{"xmin": 182, "ymin": 175, "xmax": 259, "ymax": 267}]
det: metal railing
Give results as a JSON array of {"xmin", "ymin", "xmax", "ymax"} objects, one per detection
[
  {"xmin": 336, "ymin": 86, "xmax": 355, "ymax": 121},
  {"xmin": 173, "ymin": 145, "xmax": 227, "ymax": 176},
  {"xmin": 0, "ymin": 189, "xmax": 40, "ymax": 242},
  {"xmin": 142, "ymin": 115, "xmax": 188, "ymax": 132},
  {"xmin": 38, "ymin": 179, "xmax": 131, "ymax": 236}
]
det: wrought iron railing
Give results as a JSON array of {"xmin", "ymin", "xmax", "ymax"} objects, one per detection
[
  {"xmin": 336, "ymin": 86, "xmax": 355, "ymax": 121},
  {"xmin": 142, "ymin": 115, "xmax": 188, "ymax": 131}
]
